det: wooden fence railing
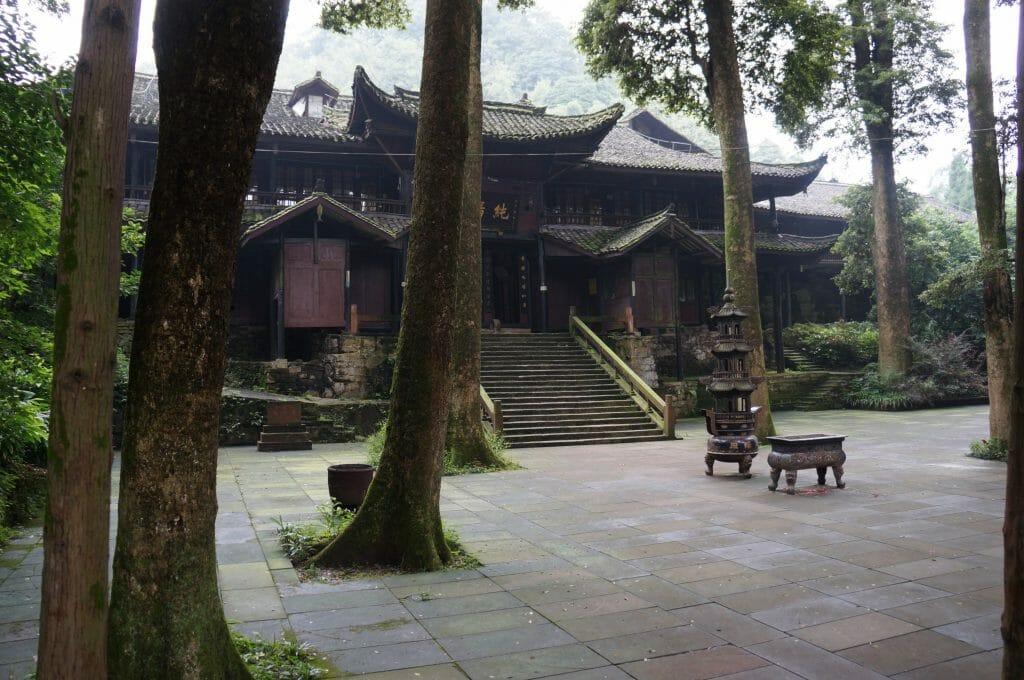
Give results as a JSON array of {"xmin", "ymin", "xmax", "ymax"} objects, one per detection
[
  {"xmin": 479, "ymin": 385, "xmax": 503, "ymax": 435},
  {"xmin": 569, "ymin": 310, "xmax": 675, "ymax": 439},
  {"xmin": 349, "ymin": 304, "xmax": 399, "ymax": 335}
]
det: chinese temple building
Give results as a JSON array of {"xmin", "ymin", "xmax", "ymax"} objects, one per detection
[{"xmin": 124, "ymin": 69, "xmax": 850, "ymax": 371}]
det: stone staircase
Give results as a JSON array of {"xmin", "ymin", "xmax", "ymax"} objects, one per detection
[
  {"xmin": 793, "ymin": 372, "xmax": 858, "ymax": 411},
  {"xmin": 480, "ymin": 333, "xmax": 665, "ymax": 448},
  {"xmin": 782, "ymin": 347, "xmax": 826, "ymax": 371}
]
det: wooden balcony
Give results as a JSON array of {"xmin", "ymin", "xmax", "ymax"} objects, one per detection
[{"xmin": 124, "ymin": 186, "xmax": 409, "ymax": 219}]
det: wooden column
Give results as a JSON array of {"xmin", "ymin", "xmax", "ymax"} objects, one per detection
[
  {"xmin": 276, "ymin": 230, "xmax": 285, "ymax": 358},
  {"xmin": 343, "ymin": 236, "xmax": 351, "ymax": 331},
  {"xmin": 536, "ymin": 236, "xmax": 548, "ymax": 332},
  {"xmin": 673, "ymin": 246, "xmax": 684, "ymax": 379},
  {"xmin": 773, "ymin": 268, "xmax": 785, "ymax": 373},
  {"xmin": 784, "ymin": 269, "xmax": 792, "ymax": 327}
]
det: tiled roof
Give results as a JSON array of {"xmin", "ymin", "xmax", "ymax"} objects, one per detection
[
  {"xmin": 352, "ymin": 66, "xmax": 624, "ymax": 143},
  {"xmin": 755, "ymin": 181, "xmax": 975, "ymax": 223},
  {"xmin": 755, "ymin": 181, "xmax": 851, "ymax": 219},
  {"xmin": 241, "ymin": 193, "xmax": 407, "ymax": 244},
  {"xmin": 588, "ymin": 125, "xmax": 827, "ymax": 180},
  {"xmin": 695, "ymin": 230, "xmax": 838, "ymax": 254},
  {"xmin": 130, "ymin": 73, "xmax": 362, "ymax": 142},
  {"xmin": 541, "ymin": 207, "xmax": 721, "ymax": 259}
]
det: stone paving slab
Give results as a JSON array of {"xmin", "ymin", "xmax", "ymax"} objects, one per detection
[{"xmin": 0, "ymin": 406, "xmax": 1010, "ymax": 678}]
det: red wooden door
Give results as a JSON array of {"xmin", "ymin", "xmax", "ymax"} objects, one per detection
[
  {"xmin": 633, "ymin": 249, "xmax": 674, "ymax": 329},
  {"xmin": 284, "ymin": 241, "xmax": 346, "ymax": 328}
]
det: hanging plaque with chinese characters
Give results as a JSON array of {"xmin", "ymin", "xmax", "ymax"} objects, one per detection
[{"xmin": 481, "ymin": 193, "xmax": 519, "ymax": 233}]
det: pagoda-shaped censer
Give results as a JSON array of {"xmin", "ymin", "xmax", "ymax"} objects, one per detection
[{"xmin": 701, "ymin": 287, "xmax": 760, "ymax": 478}]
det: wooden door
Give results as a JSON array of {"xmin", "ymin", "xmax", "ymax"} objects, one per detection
[
  {"xmin": 633, "ymin": 249, "xmax": 674, "ymax": 329},
  {"xmin": 284, "ymin": 240, "xmax": 345, "ymax": 328}
]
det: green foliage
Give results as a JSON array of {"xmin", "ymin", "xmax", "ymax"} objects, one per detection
[
  {"xmin": 834, "ymin": 184, "xmax": 986, "ymax": 345},
  {"xmin": 367, "ymin": 419, "xmax": 517, "ymax": 475},
  {"xmin": 802, "ymin": 1, "xmax": 959, "ymax": 154},
  {"xmin": 223, "ymin": 361, "xmax": 268, "ymax": 391},
  {"xmin": 968, "ymin": 438, "xmax": 1008, "ymax": 462},
  {"xmin": 782, "ymin": 322, "xmax": 878, "ymax": 369},
  {"xmin": 319, "ymin": 0, "xmax": 411, "ymax": 34},
  {"xmin": 119, "ymin": 208, "xmax": 145, "ymax": 297},
  {"xmin": 443, "ymin": 526, "xmax": 482, "ymax": 569},
  {"xmin": 275, "ymin": 502, "xmax": 355, "ymax": 562},
  {"xmin": 0, "ymin": 1, "xmax": 70, "ymax": 303},
  {"xmin": 232, "ymin": 633, "xmax": 327, "ymax": 680},
  {"xmin": 846, "ymin": 334, "xmax": 986, "ymax": 410},
  {"xmin": 574, "ymin": 0, "xmax": 842, "ymax": 135}
]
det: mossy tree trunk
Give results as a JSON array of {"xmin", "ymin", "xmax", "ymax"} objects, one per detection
[
  {"xmin": 848, "ymin": 0, "xmax": 912, "ymax": 377},
  {"xmin": 1002, "ymin": 3, "xmax": 1024, "ymax": 674},
  {"xmin": 37, "ymin": 2, "xmax": 140, "ymax": 677},
  {"xmin": 107, "ymin": 1, "xmax": 287, "ymax": 677},
  {"xmin": 701, "ymin": 0, "xmax": 775, "ymax": 438},
  {"xmin": 446, "ymin": 1, "xmax": 506, "ymax": 468},
  {"xmin": 311, "ymin": 0, "xmax": 473, "ymax": 571},
  {"xmin": 964, "ymin": 0, "xmax": 1014, "ymax": 445}
]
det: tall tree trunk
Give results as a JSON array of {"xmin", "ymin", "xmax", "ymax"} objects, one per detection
[
  {"xmin": 107, "ymin": 1, "xmax": 287, "ymax": 677},
  {"xmin": 37, "ymin": 2, "xmax": 140, "ymax": 677},
  {"xmin": 964, "ymin": 0, "xmax": 1014, "ymax": 444},
  {"xmin": 702, "ymin": 0, "xmax": 775, "ymax": 438},
  {"xmin": 446, "ymin": 0, "xmax": 504, "ymax": 468},
  {"xmin": 849, "ymin": 0, "xmax": 911, "ymax": 376},
  {"xmin": 1002, "ymin": 4, "xmax": 1024, "ymax": 674},
  {"xmin": 311, "ymin": 0, "xmax": 473, "ymax": 571}
]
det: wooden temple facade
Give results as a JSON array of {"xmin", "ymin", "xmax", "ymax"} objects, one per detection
[{"xmin": 125, "ymin": 69, "xmax": 848, "ymax": 368}]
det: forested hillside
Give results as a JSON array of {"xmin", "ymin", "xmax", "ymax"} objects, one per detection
[{"xmin": 271, "ymin": 0, "xmax": 750, "ymax": 156}]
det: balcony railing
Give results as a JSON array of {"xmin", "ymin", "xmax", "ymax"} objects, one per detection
[{"xmin": 124, "ymin": 186, "xmax": 409, "ymax": 218}]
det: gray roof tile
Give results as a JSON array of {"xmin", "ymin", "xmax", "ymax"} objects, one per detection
[{"xmin": 590, "ymin": 125, "xmax": 826, "ymax": 180}]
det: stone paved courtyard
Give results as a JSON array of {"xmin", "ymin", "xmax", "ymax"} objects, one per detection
[{"xmin": 0, "ymin": 405, "xmax": 1007, "ymax": 678}]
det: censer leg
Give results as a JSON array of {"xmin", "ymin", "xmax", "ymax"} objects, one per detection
[
  {"xmin": 785, "ymin": 470, "xmax": 798, "ymax": 495},
  {"xmin": 705, "ymin": 454, "xmax": 715, "ymax": 476},
  {"xmin": 768, "ymin": 467, "xmax": 781, "ymax": 491},
  {"xmin": 739, "ymin": 454, "xmax": 753, "ymax": 479},
  {"xmin": 833, "ymin": 465, "xmax": 845, "ymax": 489}
]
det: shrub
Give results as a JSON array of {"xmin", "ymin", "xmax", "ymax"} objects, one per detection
[
  {"xmin": 845, "ymin": 334, "xmax": 986, "ymax": 410},
  {"xmin": 275, "ymin": 502, "xmax": 354, "ymax": 562},
  {"xmin": 968, "ymin": 438, "xmax": 1007, "ymax": 462},
  {"xmin": 783, "ymin": 322, "xmax": 878, "ymax": 369},
  {"xmin": 0, "ymin": 317, "xmax": 51, "ymax": 544}
]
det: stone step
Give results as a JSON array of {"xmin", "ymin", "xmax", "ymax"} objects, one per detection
[
  {"xmin": 257, "ymin": 430, "xmax": 313, "ymax": 443},
  {"xmin": 487, "ymin": 382, "xmax": 620, "ymax": 392},
  {"xmin": 503, "ymin": 415, "xmax": 654, "ymax": 428},
  {"xmin": 504, "ymin": 428, "xmax": 664, "ymax": 446},
  {"xmin": 483, "ymin": 366, "xmax": 603, "ymax": 375},
  {"xmin": 505, "ymin": 434, "xmax": 668, "ymax": 448},
  {"xmin": 501, "ymin": 405, "xmax": 644, "ymax": 417},
  {"xmin": 481, "ymin": 332, "xmax": 663, "ymax": 447},
  {"xmin": 492, "ymin": 393, "xmax": 634, "ymax": 403},
  {"xmin": 482, "ymin": 375, "xmax": 611, "ymax": 385}
]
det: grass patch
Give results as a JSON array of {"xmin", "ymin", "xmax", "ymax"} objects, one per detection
[
  {"xmin": 367, "ymin": 420, "xmax": 521, "ymax": 475},
  {"xmin": 968, "ymin": 438, "xmax": 1008, "ymax": 462},
  {"xmin": 276, "ymin": 505, "xmax": 481, "ymax": 582},
  {"xmin": 274, "ymin": 502, "xmax": 355, "ymax": 562},
  {"xmin": 232, "ymin": 632, "xmax": 328, "ymax": 679}
]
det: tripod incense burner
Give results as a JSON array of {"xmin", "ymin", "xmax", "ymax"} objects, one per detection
[{"xmin": 701, "ymin": 287, "xmax": 760, "ymax": 478}]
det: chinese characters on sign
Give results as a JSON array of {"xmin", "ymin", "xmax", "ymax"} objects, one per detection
[{"xmin": 481, "ymin": 194, "xmax": 519, "ymax": 232}]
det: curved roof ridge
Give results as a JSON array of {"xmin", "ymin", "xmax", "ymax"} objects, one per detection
[{"xmin": 352, "ymin": 66, "xmax": 624, "ymax": 143}]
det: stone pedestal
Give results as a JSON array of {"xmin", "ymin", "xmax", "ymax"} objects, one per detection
[{"xmin": 257, "ymin": 401, "xmax": 312, "ymax": 452}]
